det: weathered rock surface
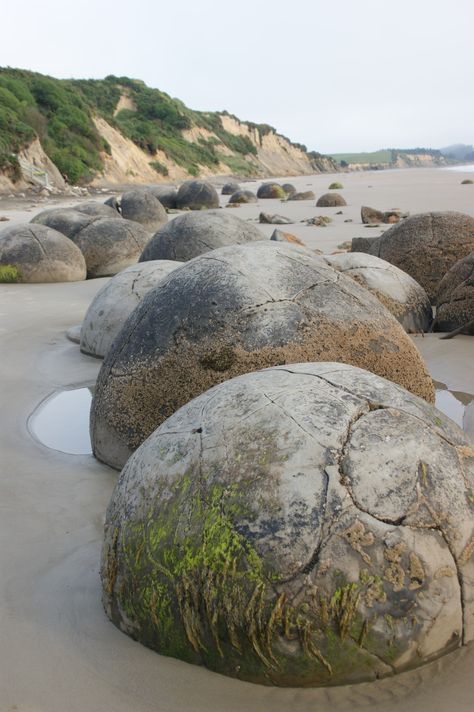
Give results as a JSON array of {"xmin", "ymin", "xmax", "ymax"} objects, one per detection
[
  {"xmin": 91, "ymin": 241, "xmax": 434, "ymax": 469},
  {"xmin": 351, "ymin": 236, "xmax": 381, "ymax": 254},
  {"xmin": 322, "ymin": 252, "xmax": 433, "ymax": 333},
  {"xmin": 80, "ymin": 260, "xmax": 182, "ymax": 357},
  {"xmin": 72, "ymin": 201, "xmax": 120, "ymax": 218},
  {"xmin": 120, "ymin": 189, "xmax": 168, "ymax": 232},
  {"xmin": 270, "ymin": 229, "xmax": 305, "ymax": 245},
  {"xmin": 31, "ymin": 208, "xmax": 100, "ymax": 240},
  {"xmin": 0, "ymin": 223, "xmax": 86, "ymax": 283},
  {"xmin": 316, "ymin": 193, "xmax": 347, "ymax": 207},
  {"xmin": 287, "ymin": 191, "xmax": 316, "ymax": 201},
  {"xmin": 366, "ymin": 212, "xmax": 474, "ymax": 301},
  {"xmin": 259, "ymin": 213, "xmax": 292, "ymax": 224},
  {"xmin": 222, "ymin": 181, "xmax": 240, "ymax": 195},
  {"xmin": 73, "ymin": 218, "xmax": 151, "ymax": 278},
  {"xmin": 435, "ymin": 252, "xmax": 474, "ymax": 333},
  {"xmin": 139, "ymin": 211, "xmax": 265, "ymax": 262},
  {"xmin": 101, "ymin": 362, "xmax": 474, "ymax": 686},
  {"xmin": 281, "ymin": 183, "xmax": 297, "ymax": 196},
  {"xmin": 145, "ymin": 185, "xmax": 178, "ymax": 210},
  {"xmin": 228, "ymin": 190, "xmax": 258, "ymax": 204},
  {"xmin": 257, "ymin": 183, "xmax": 286, "ymax": 199},
  {"xmin": 361, "ymin": 206, "xmax": 401, "ymax": 224},
  {"xmin": 176, "ymin": 180, "xmax": 219, "ymax": 210}
]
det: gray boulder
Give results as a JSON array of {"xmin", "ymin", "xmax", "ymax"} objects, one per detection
[
  {"xmin": 222, "ymin": 181, "xmax": 241, "ymax": 195},
  {"xmin": 256, "ymin": 183, "xmax": 286, "ymax": 199},
  {"xmin": 31, "ymin": 208, "xmax": 100, "ymax": 239},
  {"xmin": 91, "ymin": 241, "xmax": 434, "ymax": 469},
  {"xmin": 322, "ymin": 252, "xmax": 432, "ymax": 333},
  {"xmin": 351, "ymin": 236, "xmax": 381, "ymax": 254},
  {"xmin": 228, "ymin": 190, "xmax": 257, "ymax": 204},
  {"xmin": 176, "ymin": 180, "xmax": 219, "ymax": 210},
  {"xmin": 73, "ymin": 218, "xmax": 151, "ymax": 278},
  {"xmin": 435, "ymin": 252, "xmax": 474, "ymax": 333},
  {"xmin": 102, "ymin": 362, "xmax": 474, "ymax": 686},
  {"xmin": 281, "ymin": 182, "xmax": 297, "ymax": 196},
  {"xmin": 72, "ymin": 201, "xmax": 120, "ymax": 218},
  {"xmin": 80, "ymin": 260, "xmax": 182, "ymax": 357},
  {"xmin": 287, "ymin": 191, "xmax": 316, "ymax": 201},
  {"xmin": 120, "ymin": 189, "xmax": 168, "ymax": 232},
  {"xmin": 139, "ymin": 211, "xmax": 265, "ymax": 262},
  {"xmin": 145, "ymin": 185, "xmax": 178, "ymax": 210},
  {"xmin": 316, "ymin": 193, "xmax": 347, "ymax": 207},
  {"xmin": 366, "ymin": 212, "xmax": 474, "ymax": 301},
  {"xmin": 0, "ymin": 223, "xmax": 86, "ymax": 283},
  {"xmin": 259, "ymin": 213, "xmax": 293, "ymax": 225}
]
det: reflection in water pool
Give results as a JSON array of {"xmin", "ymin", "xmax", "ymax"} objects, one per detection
[
  {"xmin": 28, "ymin": 381, "xmax": 474, "ymax": 457},
  {"xmin": 29, "ymin": 387, "xmax": 94, "ymax": 455}
]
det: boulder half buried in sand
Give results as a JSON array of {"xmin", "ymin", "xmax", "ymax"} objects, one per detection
[
  {"xmin": 176, "ymin": 180, "xmax": 219, "ymax": 210},
  {"xmin": 322, "ymin": 252, "xmax": 432, "ymax": 333},
  {"xmin": 316, "ymin": 192, "xmax": 347, "ymax": 207},
  {"xmin": 120, "ymin": 189, "xmax": 168, "ymax": 232},
  {"xmin": 228, "ymin": 190, "xmax": 258, "ymax": 204},
  {"xmin": 139, "ymin": 211, "xmax": 264, "ymax": 262},
  {"xmin": 80, "ymin": 260, "xmax": 182, "ymax": 358},
  {"xmin": 101, "ymin": 362, "xmax": 474, "ymax": 686},
  {"xmin": 366, "ymin": 211, "xmax": 474, "ymax": 301},
  {"xmin": 31, "ymin": 208, "xmax": 101, "ymax": 239},
  {"xmin": 145, "ymin": 185, "xmax": 178, "ymax": 210},
  {"xmin": 91, "ymin": 241, "xmax": 434, "ymax": 469},
  {"xmin": 257, "ymin": 183, "xmax": 286, "ymax": 199},
  {"xmin": 0, "ymin": 223, "xmax": 86, "ymax": 283},
  {"xmin": 435, "ymin": 252, "xmax": 474, "ymax": 333},
  {"xmin": 221, "ymin": 181, "xmax": 240, "ymax": 195}
]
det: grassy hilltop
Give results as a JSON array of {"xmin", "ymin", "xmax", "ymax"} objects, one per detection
[{"xmin": 0, "ymin": 68, "xmax": 329, "ymax": 186}]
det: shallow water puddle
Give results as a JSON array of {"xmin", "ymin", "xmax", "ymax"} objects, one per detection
[{"xmin": 29, "ymin": 386, "xmax": 94, "ymax": 455}]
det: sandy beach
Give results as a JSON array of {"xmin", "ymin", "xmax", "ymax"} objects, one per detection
[{"xmin": 0, "ymin": 166, "xmax": 473, "ymax": 711}]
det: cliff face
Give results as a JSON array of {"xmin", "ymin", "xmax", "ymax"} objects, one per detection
[{"xmin": 0, "ymin": 69, "xmax": 337, "ymax": 192}]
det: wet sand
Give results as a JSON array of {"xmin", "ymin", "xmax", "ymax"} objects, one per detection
[{"xmin": 0, "ymin": 167, "xmax": 473, "ymax": 711}]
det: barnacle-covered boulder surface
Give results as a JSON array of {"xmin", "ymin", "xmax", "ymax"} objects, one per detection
[
  {"xmin": 139, "ymin": 210, "xmax": 265, "ymax": 262},
  {"xmin": 0, "ymin": 223, "xmax": 86, "ymax": 283},
  {"xmin": 101, "ymin": 363, "xmax": 474, "ymax": 687},
  {"xmin": 435, "ymin": 252, "xmax": 474, "ymax": 333},
  {"xmin": 91, "ymin": 241, "xmax": 434, "ymax": 469},
  {"xmin": 73, "ymin": 217, "xmax": 151, "ymax": 278},
  {"xmin": 368, "ymin": 212, "xmax": 474, "ymax": 301},
  {"xmin": 322, "ymin": 252, "xmax": 433, "ymax": 333},
  {"xmin": 80, "ymin": 259, "xmax": 182, "ymax": 358},
  {"xmin": 120, "ymin": 189, "xmax": 168, "ymax": 232}
]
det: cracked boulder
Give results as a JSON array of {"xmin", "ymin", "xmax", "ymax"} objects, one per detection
[
  {"xmin": 321, "ymin": 252, "xmax": 432, "ymax": 333},
  {"xmin": 120, "ymin": 189, "xmax": 168, "ymax": 232},
  {"xmin": 71, "ymin": 218, "xmax": 151, "ymax": 278},
  {"xmin": 366, "ymin": 212, "xmax": 474, "ymax": 302},
  {"xmin": 435, "ymin": 252, "xmax": 474, "ymax": 333},
  {"xmin": 0, "ymin": 223, "xmax": 86, "ymax": 283},
  {"xmin": 91, "ymin": 241, "xmax": 434, "ymax": 469},
  {"xmin": 101, "ymin": 362, "xmax": 474, "ymax": 686},
  {"xmin": 80, "ymin": 259, "xmax": 182, "ymax": 358},
  {"xmin": 139, "ymin": 210, "xmax": 265, "ymax": 262}
]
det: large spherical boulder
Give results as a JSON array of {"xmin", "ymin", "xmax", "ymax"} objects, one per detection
[
  {"xmin": 139, "ymin": 211, "xmax": 265, "ymax": 262},
  {"xmin": 72, "ymin": 201, "xmax": 120, "ymax": 218},
  {"xmin": 31, "ymin": 208, "xmax": 100, "ymax": 239},
  {"xmin": 145, "ymin": 185, "xmax": 178, "ymax": 210},
  {"xmin": 316, "ymin": 193, "xmax": 347, "ymax": 207},
  {"xmin": 120, "ymin": 189, "xmax": 168, "ymax": 232},
  {"xmin": 435, "ymin": 252, "xmax": 474, "ymax": 333},
  {"xmin": 222, "ymin": 181, "xmax": 240, "ymax": 195},
  {"xmin": 176, "ymin": 180, "xmax": 219, "ymax": 210},
  {"xmin": 72, "ymin": 218, "xmax": 151, "ymax": 278},
  {"xmin": 257, "ymin": 183, "xmax": 286, "ymax": 199},
  {"xmin": 228, "ymin": 190, "xmax": 257, "ymax": 204},
  {"xmin": 322, "ymin": 252, "xmax": 432, "ymax": 333},
  {"xmin": 102, "ymin": 362, "xmax": 474, "ymax": 686},
  {"xmin": 80, "ymin": 260, "xmax": 182, "ymax": 358},
  {"xmin": 367, "ymin": 212, "xmax": 474, "ymax": 301},
  {"xmin": 91, "ymin": 241, "xmax": 434, "ymax": 469},
  {"xmin": 0, "ymin": 223, "xmax": 86, "ymax": 283}
]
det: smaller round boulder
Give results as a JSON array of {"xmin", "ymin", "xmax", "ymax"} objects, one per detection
[
  {"xmin": 73, "ymin": 218, "xmax": 151, "ymax": 278},
  {"xmin": 281, "ymin": 183, "xmax": 296, "ymax": 196},
  {"xmin": 228, "ymin": 190, "xmax": 257, "ymax": 204},
  {"xmin": 316, "ymin": 192, "xmax": 347, "ymax": 207},
  {"xmin": 139, "ymin": 211, "xmax": 265, "ymax": 262},
  {"xmin": 256, "ymin": 183, "xmax": 286, "ymax": 199},
  {"xmin": 0, "ymin": 223, "xmax": 86, "ymax": 283},
  {"xmin": 435, "ymin": 252, "xmax": 474, "ymax": 333},
  {"xmin": 120, "ymin": 189, "xmax": 168, "ymax": 232},
  {"xmin": 287, "ymin": 191, "xmax": 316, "ymax": 201},
  {"xmin": 145, "ymin": 185, "xmax": 178, "ymax": 210},
  {"xmin": 176, "ymin": 180, "xmax": 219, "ymax": 210},
  {"xmin": 80, "ymin": 260, "xmax": 182, "ymax": 357},
  {"xmin": 221, "ymin": 181, "xmax": 240, "ymax": 195}
]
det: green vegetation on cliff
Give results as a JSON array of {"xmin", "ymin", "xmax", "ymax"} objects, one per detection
[{"xmin": 0, "ymin": 68, "xmax": 321, "ymax": 185}]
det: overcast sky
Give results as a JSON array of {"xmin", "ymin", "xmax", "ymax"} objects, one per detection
[{"xmin": 2, "ymin": 0, "xmax": 473, "ymax": 154}]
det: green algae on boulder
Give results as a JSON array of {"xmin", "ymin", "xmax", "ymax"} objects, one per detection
[
  {"xmin": 101, "ymin": 362, "xmax": 474, "ymax": 686},
  {"xmin": 91, "ymin": 241, "xmax": 434, "ymax": 470}
]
